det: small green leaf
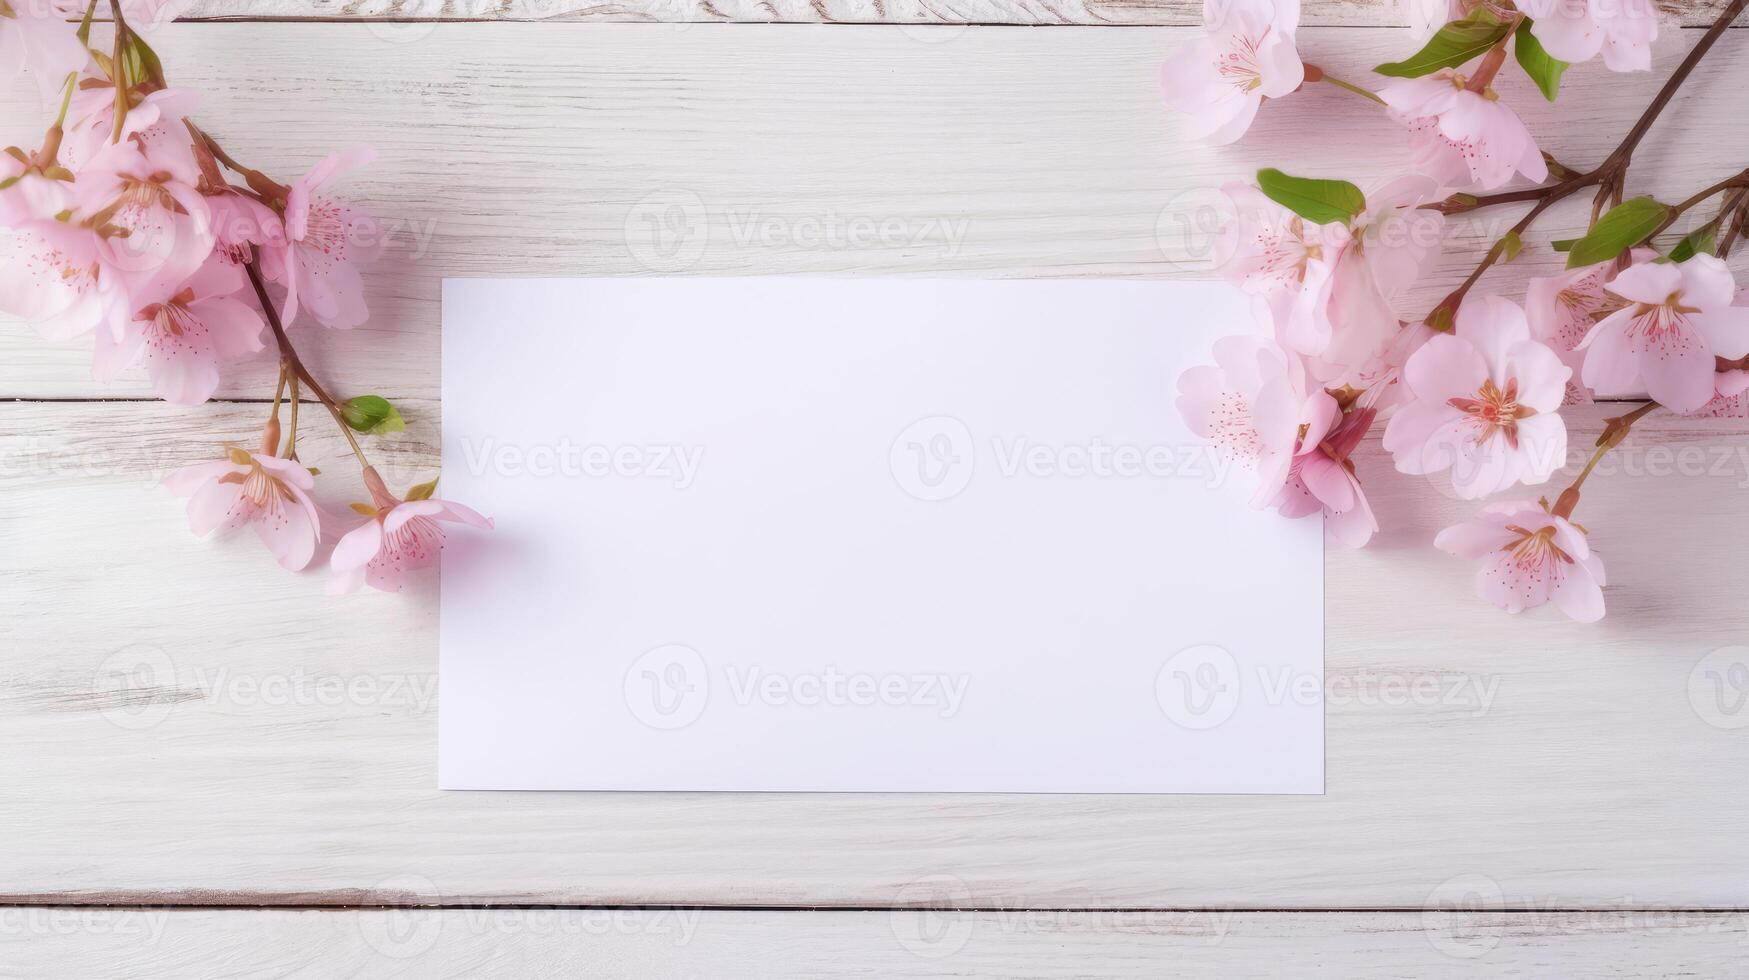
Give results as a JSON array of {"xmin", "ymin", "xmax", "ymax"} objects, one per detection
[
  {"xmin": 1375, "ymin": 8, "xmax": 1511, "ymax": 78},
  {"xmin": 1513, "ymin": 20, "xmax": 1569, "ymax": 102},
  {"xmin": 349, "ymin": 502, "xmax": 379, "ymax": 517},
  {"xmin": 0, "ymin": 175, "xmax": 18, "ymax": 193},
  {"xmin": 1551, "ymin": 238, "xmax": 1576, "ymax": 252},
  {"xmin": 1255, "ymin": 168, "xmax": 1367, "ymax": 226},
  {"xmin": 1668, "ymin": 225, "xmax": 1717, "ymax": 263},
  {"xmin": 1566, "ymin": 197, "xmax": 1671, "ymax": 268},
  {"xmin": 1500, "ymin": 230, "xmax": 1524, "ymax": 263},
  {"xmin": 340, "ymin": 395, "xmax": 406, "ymax": 436},
  {"xmin": 405, "ymin": 478, "xmax": 439, "ymax": 502}
]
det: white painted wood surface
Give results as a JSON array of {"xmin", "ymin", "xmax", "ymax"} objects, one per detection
[
  {"xmin": 4, "ymin": 10, "xmax": 1749, "ymax": 977},
  {"xmin": 162, "ymin": 0, "xmax": 1735, "ymax": 27},
  {"xmin": 3, "ymin": 909, "xmax": 1747, "ymax": 976},
  {"xmin": 4, "ymin": 400, "xmax": 1748, "ymax": 911}
]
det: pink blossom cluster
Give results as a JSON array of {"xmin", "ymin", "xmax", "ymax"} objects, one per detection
[
  {"xmin": 1163, "ymin": 0, "xmax": 1749, "ymax": 622},
  {"xmin": 1, "ymin": 3, "xmax": 489, "ymax": 591}
]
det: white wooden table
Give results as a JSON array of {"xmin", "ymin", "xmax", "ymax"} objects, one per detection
[{"xmin": 4, "ymin": 2, "xmax": 1749, "ymax": 975}]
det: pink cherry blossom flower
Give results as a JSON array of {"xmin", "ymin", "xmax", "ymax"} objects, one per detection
[
  {"xmin": 71, "ymin": 138, "xmax": 214, "ymax": 309},
  {"xmin": 0, "ymin": 219, "xmax": 131, "ymax": 339},
  {"xmin": 1520, "ymin": 0, "xmax": 1657, "ymax": 73},
  {"xmin": 206, "ymin": 189, "xmax": 285, "ymax": 270},
  {"xmin": 329, "ymin": 485, "xmax": 493, "ymax": 595},
  {"xmin": 1177, "ymin": 331, "xmax": 1380, "ymax": 546},
  {"xmin": 1315, "ymin": 175, "xmax": 1444, "ymax": 384},
  {"xmin": 260, "ymin": 148, "xmax": 383, "ymax": 330},
  {"xmin": 162, "ymin": 448, "xmax": 322, "ymax": 571},
  {"xmin": 1435, "ymin": 500, "xmax": 1606, "ymax": 622},
  {"xmin": 1686, "ymin": 289, "xmax": 1749, "ymax": 417},
  {"xmin": 1579, "ymin": 254, "xmax": 1749, "ymax": 413},
  {"xmin": 1385, "ymin": 295, "xmax": 1570, "ymax": 499},
  {"xmin": 95, "ymin": 258, "xmax": 266, "ymax": 404},
  {"xmin": 1213, "ymin": 181, "xmax": 1347, "ymax": 356},
  {"xmin": 0, "ymin": 0, "xmax": 89, "ymax": 96},
  {"xmin": 1273, "ymin": 403, "xmax": 1380, "ymax": 547},
  {"xmin": 1378, "ymin": 71, "xmax": 1548, "ymax": 190},
  {"xmin": 1524, "ymin": 249, "xmax": 1654, "ymax": 406},
  {"xmin": 1689, "ymin": 381, "xmax": 1749, "ymax": 418},
  {"xmin": 0, "ymin": 146, "xmax": 74, "ymax": 225},
  {"xmin": 1160, "ymin": 0, "xmax": 1303, "ymax": 146},
  {"xmin": 1177, "ymin": 331, "xmax": 1335, "ymax": 504},
  {"xmin": 60, "ymin": 86, "xmax": 200, "ymax": 173}
]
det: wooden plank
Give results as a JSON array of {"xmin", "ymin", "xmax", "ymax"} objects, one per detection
[
  {"xmin": 161, "ymin": 0, "xmax": 1737, "ymax": 28},
  {"xmin": 2, "ymin": 908, "xmax": 1747, "ymax": 977},
  {"xmin": 3, "ymin": 23, "xmax": 1747, "ymax": 401},
  {"xmin": 3, "ymin": 399, "xmax": 1748, "ymax": 907}
]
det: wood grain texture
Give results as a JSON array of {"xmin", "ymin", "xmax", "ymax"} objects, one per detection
[
  {"xmin": 3, "ymin": 23, "xmax": 1749, "ymax": 401},
  {"xmin": 4, "ymin": 400, "xmax": 1748, "ymax": 907},
  {"xmin": 164, "ymin": 0, "xmax": 1734, "ymax": 27},
  {"xmin": 3, "ymin": 908, "xmax": 1748, "ymax": 977}
]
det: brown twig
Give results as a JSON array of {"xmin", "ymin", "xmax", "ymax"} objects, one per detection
[
  {"xmin": 1551, "ymin": 402, "xmax": 1660, "ymax": 519},
  {"xmin": 1423, "ymin": 0, "xmax": 1749, "ymax": 325},
  {"xmin": 242, "ymin": 246, "xmax": 370, "ymax": 471},
  {"xmin": 1720, "ymin": 195, "xmax": 1749, "ymax": 258}
]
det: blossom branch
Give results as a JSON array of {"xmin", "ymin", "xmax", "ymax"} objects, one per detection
[
  {"xmin": 1423, "ymin": 0, "xmax": 1749, "ymax": 326},
  {"xmin": 1644, "ymin": 169, "xmax": 1749, "ymax": 241},
  {"xmin": 242, "ymin": 246, "xmax": 371, "ymax": 472},
  {"xmin": 1719, "ymin": 195, "xmax": 1749, "ymax": 258},
  {"xmin": 1552, "ymin": 402, "xmax": 1659, "ymax": 519}
]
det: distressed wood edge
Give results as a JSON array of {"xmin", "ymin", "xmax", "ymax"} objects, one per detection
[{"xmin": 92, "ymin": 0, "xmax": 1738, "ymax": 28}]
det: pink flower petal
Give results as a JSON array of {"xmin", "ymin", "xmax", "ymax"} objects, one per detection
[{"xmin": 330, "ymin": 520, "xmax": 384, "ymax": 573}]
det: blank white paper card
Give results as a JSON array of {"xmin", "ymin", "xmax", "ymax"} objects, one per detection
[{"xmin": 439, "ymin": 278, "xmax": 1323, "ymax": 793}]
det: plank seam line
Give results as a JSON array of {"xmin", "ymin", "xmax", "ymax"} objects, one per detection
[
  {"xmin": 0, "ymin": 396, "xmax": 1663, "ymax": 405},
  {"xmin": 81, "ymin": 18, "xmax": 1747, "ymax": 29},
  {"xmin": 4, "ymin": 902, "xmax": 1748, "ymax": 913}
]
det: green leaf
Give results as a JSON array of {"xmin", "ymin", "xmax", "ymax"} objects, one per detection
[
  {"xmin": 1551, "ymin": 238, "xmax": 1576, "ymax": 252},
  {"xmin": 340, "ymin": 395, "xmax": 406, "ymax": 436},
  {"xmin": 404, "ymin": 478, "xmax": 439, "ymax": 502},
  {"xmin": 1500, "ymin": 230, "xmax": 1524, "ymax": 263},
  {"xmin": 1375, "ymin": 8, "xmax": 1511, "ymax": 78},
  {"xmin": 1255, "ymin": 168, "xmax": 1367, "ymax": 226},
  {"xmin": 1566, "ymin": 197, "xmax": 1672, "ymax": 269},
  {"xmin": 1668, "ymin": 225, "xmax": 1717, "ymax": 263},
  {"xmin": 1513, "ymin": 20, "xmax": 1569, "ymax": 102}
]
